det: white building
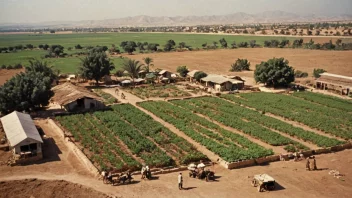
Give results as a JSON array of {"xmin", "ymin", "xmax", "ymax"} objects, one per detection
[{"xmin": 1, "ymin": 111, "xmax": 43, "ymax": 162}]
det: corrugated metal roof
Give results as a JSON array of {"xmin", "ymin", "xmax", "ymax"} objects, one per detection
[
  {"xmin": 159, "ymin": 70, "xmax": 169, "ymax": 75},
  {"xmin": 0, "ymin": 111, "xmax": 43, "ymax": 146},
  {"xmin": 320, "ymin": 73, "xmax": 352, "ymax": 80}
]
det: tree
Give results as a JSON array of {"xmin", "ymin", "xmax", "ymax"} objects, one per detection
[
  {"xmin": 26, "ymin": 44, "xmax": 34, "ymax": 49},
  {"xmin": 75, "ymin": 44, "xmax": 83, "ymax": 49},
  {"xmin": 230, "ymin": 58, "xmax": 251, "ymax": 72},
  {"xmin": 254, "ymin": 57, "xmax": 295, "ymax": 87},
  {"xmin": 79, "ymin": 51, "xmax": 115, "ymax": 85},
  {"xmin": 230, "ymin": 41, "xmax": 237, "ymax": 49},
  {"xmin": 147, "ymin": 43, "xmax": 159, "ymax": 51},
  {"xmin": 295, "ymin": 70, "xmax": 308, "ymax": 78},
  {"xmin": 120, "ymin": 41, "xmax": 137, "ymax": 54},
  {"xmin": 143, "ymin": 57, "xmax": 153, "ymax": 73},
  {"xmin": 122, "ymin": 59, "xmax": 144, "ymax": 85},
  {"xmin": 26, "ymin": 59, "xmax": 57, "ymax": 83},
  {"xmin": 164, "ymin": 40, "xmax": 176, "ymax": 51},
  {"xmin": 43, "ymin": 44, "xmax": 49, "ymax": 50},
  {"xmin": 38, "ymin": 44, "xmax": 44, "ymax": 49},
  {"xmin": 176, "ymin": 66, "xmax": 189, "ymax": 77},
  {"xmin": 219, "ymin": 38, "xmax": 227, "ymax": 48},
  {"xmin": 194, "ymin": 71, "xmax": 207, "ymax": 82},
  {"xmin": 0, "ymin": 71, "xmax": 53, "ymax": 114},
  {"xmin": 313, "ymin": 68, "xmax": 327, "ymax": 78},
  {"xmin": 50, "ymin": 30, "xmax": 55, "ymax": 34},
  {"xmin": 212, "ymin": 41, "xmax": 218, "ymax": 48},
  {"xmin": 249, "ymin": 40, "xmax": 256, "ymax": 48},
  {"xmin": 49, "ymin": 45, "xmax": 64, "ymax": 57},
  {"xmin": 178, "ymin": 42, "xmax": 186, "ymax": 49}
]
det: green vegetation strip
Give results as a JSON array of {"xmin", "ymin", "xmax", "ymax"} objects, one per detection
[
  {"xmin": 292, "ymin": 91, "xmax": 352, "ymax": 112},
  {"xmin": 124, "ymin": 85, "xmax": 191, "ymax": 99},
  {"xmin": 110, "ymin": 104, "xmax": 206, "ymax": 164},
  {"xmin": 56, "ymin": 114, "xmax": 140, "ymax": 171},
  {"xmin": 138, "ymin": 101, "xmax": 273, "ymax": 162},
  {"xmin": 92, "ymin": 89, "xmax": 117, "ymax": 105},
  {"xmin": 220, "ymin": 93, "xmax": 352, "ymax": 139},
  {"xmin": 171, "ymin": 98, "xmax": 308, "ymax": 151},
  {"xmin": 172, "ymin": 97, "xmax": 343, "ymax": 148}
]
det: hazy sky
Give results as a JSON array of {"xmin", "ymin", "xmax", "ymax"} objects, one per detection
[{"xmin": 0, "ymin": 0, "xmax": 351, "ymax": 23}]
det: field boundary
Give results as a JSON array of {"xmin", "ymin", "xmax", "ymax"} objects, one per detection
[
  {"xmin": 226, "ymin": 142, "xmax": 351, "ymax": 169},
  {"xmin": 47, "ymin": 119, "xmax": 100, "ymax": 177}
]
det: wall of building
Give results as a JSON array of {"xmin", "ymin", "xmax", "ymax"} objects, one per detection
[
  {"xmin": 84, "ymin": 98, "xmax": 104, "ymax": 109},
  {"xmin": 13, "ymin": 140, "xmax": 42, "ymax": 155},
  {"xmin": 65, "ymin": 101, "xmax": 77, "ymax": 111}
]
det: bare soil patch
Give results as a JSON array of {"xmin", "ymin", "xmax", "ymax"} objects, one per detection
[
  {"xmin": 124, "ymin": 48, "xmax": 352, "ymax": 78},
  {"xmin": 0, "ymin": 69, "xmax": 24, "ymax": 86},
  {"xmin": 0, "ymin": 179, "xmax": 110, "ymax": 198}
]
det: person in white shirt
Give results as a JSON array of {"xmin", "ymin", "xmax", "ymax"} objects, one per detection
[{"xmin": 178, "ymin": 173, "xmax": 183, "ymax": 190}]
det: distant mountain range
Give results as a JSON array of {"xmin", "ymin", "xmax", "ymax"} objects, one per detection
[{"xmin": 1, "ymin": 11, "xmax": 352, "ymax": 29}]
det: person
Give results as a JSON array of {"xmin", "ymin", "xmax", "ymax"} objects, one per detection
[
  {"xmin": 145, "ymin": 165, "xmax": 151, "ymax": 179},
  {"xmin": 141, "ymin": 166, "xmax": 146, "ymax": 179},
  {"xmin": 178, "ymin": 173, "xmax": 183, "ymax": 190},
  {"xmin": 121, "ymin": 93, "xmax": 125, "ymax": 99},
  {"xmin": 306, "ymin": 157, "xmax": 310, "ymax": 171},
  {"xmin": 311, "ymin": 156, "xmax": 317, "ymax": 170}
]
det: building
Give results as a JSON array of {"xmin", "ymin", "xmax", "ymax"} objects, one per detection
[
  {"xmin": 51, "ymin": 83, "xmax": 105, "ymax": 111},
  {"xmin": 315, "ymin": 73, "xmax": 352, "ymax": 95},
  {"xmin": 201, "ymin": 74, "xmax": 245, "ymax": 92},
  {"xmin": 158, "ymin": 70, "xmax": 172, "ymax": 78},
  {"xmin": 0, "ymin": 111, "xmax": 43, "ymax": 163},
  {"xmin": 187, "ymin": 70, "xmax": 199, "ymax": 82}
]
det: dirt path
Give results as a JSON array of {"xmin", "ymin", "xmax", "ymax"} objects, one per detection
[{"xmin": 102, "ymin": 88, "xmax": 143, "ymax": 104}]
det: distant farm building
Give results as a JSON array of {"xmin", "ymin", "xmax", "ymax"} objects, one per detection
[
  {"xmin": 315, "ymin": 73, "xmax": 352, "ymax": 95},
  {"xmin": 201, "ymin": 74, "xmax": 245, "ymax": 92},
  {"xmin": 158, "ymin": 70, "xmax": 172, "ymax": 79},
  {"xmin": 0, "ymin": 111, "xmax": 43, "ymax": 163},
  {"xmin": 51, "ymin": 83, "xmax": 105, "ymax": 111},
  {"xmin": 187, "ymin": 70, "xmax": 199, "ymax": 82}
]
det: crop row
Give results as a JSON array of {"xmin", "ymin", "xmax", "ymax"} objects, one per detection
[
  {"xmin": 220, "ymin": 93, "xmax": 352, "ymax": 139},
  {"xmin": 93, "ymin": 110, "xmax": 174, "ymax": 167},
  {"xmin": 56, "ymin": 114, "xmax": 139, "ymax": 171},
  {"xmin": 171, "ymin": 98, "xmax": 308, "ymax": 151},
  {"xmin": 292, "ymin": 92, "xmax": 352, "ymax": 112},
  {"xmin": 138, "ymin": 101, "xmax": 274, "ymax": 162},
  {"xmin": 172, "ymin": 97, "xmax": 343, "ymax": 148},
  {"xmin": 110, "ymin": 104, "xmax": 207, "ymax": 164}
]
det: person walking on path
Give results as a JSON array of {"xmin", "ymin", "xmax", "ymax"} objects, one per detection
[{"xmin": 178, "ymin": 173, "xmax": 183, "ymax": 190}]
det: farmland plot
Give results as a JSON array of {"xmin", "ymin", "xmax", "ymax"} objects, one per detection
[
  {"xmin": 171, "ymin": 97, "xmax": 344, "ymax": 148},
  {"xmin": 56, "ymin": 104, "xmax": 206, "ymax": 171},
  {"xmin": 221, "ymin": 93, "xmax": 352, "ymax": 139},
  {"xmin": 138, "ymin": 101, "xmax": 274, "ymax": 163}
]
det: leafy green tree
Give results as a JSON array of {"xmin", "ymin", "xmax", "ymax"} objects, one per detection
[
  {"xmin": 295, "ymin": 70, "xmax": 309, "ymax": 78},
  {"xmin": 313, "ymin": 68, "xmax": 327, "ymax": 78},
  {"xmin": 143, "ymin": 57, "xmax": 153, "ymax": 73},
  {"xmin": 50, "ymin": 30, "xmax": 55, "ymax": 34},
  {"xmin": 178, "ymin": 42, "xmax": 186, "ymax": 49},
  {"xmin": 249, "ymin": 40, "xmax": 256, "ymax": 48},
  {"xmin": 43, "ymin": 44, "xmax": 49, "ymax": 50},
  {"xmin": 254, "ymin": 57, "xmax": 295, "ymax": 87},
  {"xmin": 230, "ymin": 41, "xmax": 237, "ymax": 49},
  {"xmin": 194, "ymin": 71, "xmax": 207, "ymax": 82},
  {"xmin": 0, "ymin": 71, "xmax": 53, "ymax": 114},
  {"xmin": 176, "ymin": 65, "xmax": 189, "ymax": 77},
  {"xmin": 26, "ymin": 59, "xmax": 57, "ymax": 82},
  {"xmin": 26, "ymin": 44, "xmax": 34, "ymax": 49},
  {"xmin": 79, "ymin": 51, "xmax": 115, "ymax": 84},
  {"xmin": 49, "ymin": 45, "xmax": 64, "ymax": 57},
  {"xmin": 38, "ymin": 44, "xmax": 44, "ymax": 49},
  {"xmin": 219, "ymin": 38, "xmax": 227, "ymax": 48},
  {"xmin": 120, "ymin": 41, "xmax": 137, "ymax": 54},
  {"xmin": 164, "ymin": 40, "xmax": 176, "ymax": 51},
  {"xmin": 230, "ymin": 58, "xmax": 251, "ymax": 72},
  {"xmin": 75, "ymin": 44, "xmax": 83, "ymax": 49},
  {"xmin": 147, "ymin": 43, "xmax": 159, "ymax": 51},
  {"xmin": 122, "ymin": 59, "xmax": 144, "ymax": 85}
]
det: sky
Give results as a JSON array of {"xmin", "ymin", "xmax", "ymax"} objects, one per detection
[{"xmin": 0, "ymin": 0, "xmax": 351, "ymax": 23}]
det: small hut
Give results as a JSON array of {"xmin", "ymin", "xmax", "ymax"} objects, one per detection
[
  {"xmin": 316, "ymin": 73, "xmax": 352, "ymax": 95},
  {"xmin": 1, "ymin": 111, "xmax": 43, "ymax": 163}
]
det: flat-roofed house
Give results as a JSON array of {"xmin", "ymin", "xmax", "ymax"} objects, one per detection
[{"xmin": 316, "ymin": 73, "xmax": 352, "ymax": 95}]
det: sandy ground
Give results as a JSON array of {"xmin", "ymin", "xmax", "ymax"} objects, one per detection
[
  {"xmin": 124, "ymin": 48, "xmax": 352, "ymax": 77},
  {"xmin": 0, "ymin": 69, "xmax": 24, "ymax": 86},
  {"xmin": 0, "ymin": 179, "xmax": 110, "ymax": 198}
]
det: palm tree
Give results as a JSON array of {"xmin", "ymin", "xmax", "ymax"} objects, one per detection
[
  {"xmin": 122, "ymin": 59, "xmax": 144, "ymax": 86},
  {"xmin": 143, "ymin": 57, "xmax": 153, "ymax": 73}
]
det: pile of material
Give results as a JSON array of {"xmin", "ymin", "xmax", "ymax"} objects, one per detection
[{"xmin": 328, "ymin": 170, "xmax": 345, "ymax": 179}]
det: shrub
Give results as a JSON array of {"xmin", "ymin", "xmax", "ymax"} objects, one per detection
[
  {"xmin": 313, "ymin": 68, "xmax": 327, "ymax": 78},
  {"xmin": 230, "ymin": 59, "xmax": 250, "ymax": 72},
  {"xmin": 194, "ymin": 71, "xmax": 207, "ymax": 82},
  {"xmin": 295, "ymin": 70, "xmax": 309, "ymax": 78},
  {"xmin": 176, "ymin": 66, "xmax": 189, "ymax": 77}
]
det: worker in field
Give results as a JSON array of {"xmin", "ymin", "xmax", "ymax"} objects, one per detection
[
  {"xmin": 311, "ymin": 156, "xmax": 317, "ymax": 170},
  {"xmin": 306, "ymin": 157, "xmax": 310, "ymax": 171},
  {"xmin": 178, "ymin": 173, "xmax": 183, "ymax": 190},
  {"xmin": 141, "ymin": 165, "xmax": 146, "ymax": 179}
]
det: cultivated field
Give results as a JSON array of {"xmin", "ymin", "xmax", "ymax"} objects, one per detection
[
  {"xmin": 0, "ymin": 33, "xmax": 351, "ymax": 74},
  {"xmin": 126, "ymin": 48, "xmax": 352, "ymax": 77}
]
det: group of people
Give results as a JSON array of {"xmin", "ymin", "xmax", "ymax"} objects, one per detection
[
  {"xmin": 306, "ymin": 156, "xmax": 318, "ymax": 171},
  {"xmin": 141, "ymin": 165, "xmax": 151, "ymax": 179}
]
